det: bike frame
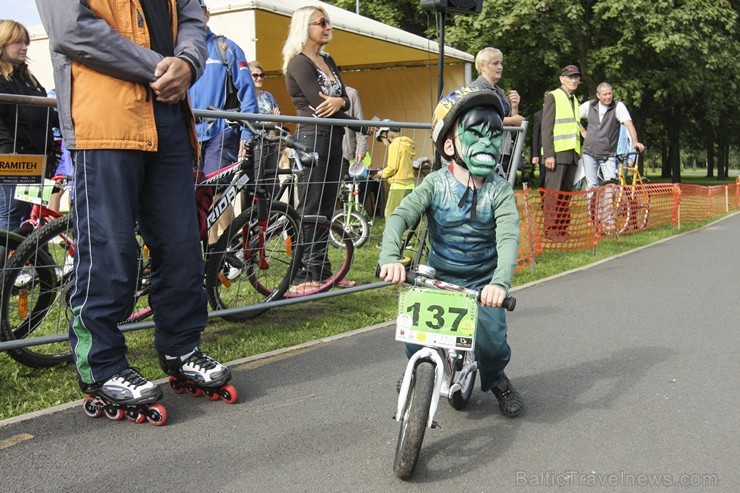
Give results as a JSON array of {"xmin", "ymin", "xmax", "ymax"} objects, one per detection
[{"xmin": 395, "ymin": 267, "xmax": 480, "ymax": 429}]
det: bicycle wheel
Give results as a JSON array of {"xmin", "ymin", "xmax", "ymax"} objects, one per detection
[
  {"xmin": 448, "ymin": 351, "xmax": 477, "ymax": 410},
  {"xmin": 630, "ymin": 186, "xmax": 650, "ymax": 230},
  {"xmin": 205, "ymin": 201, "xmax": 301, "ymax": 320},
  {"xmin": 330, "ymin": 209, "xmax": 369, "ymax": 249},
  {"xmin": 285, "ymin": 220, "xmax": 354, "ymax": 298},
  {"xmin": 1, "ymin": 216, "xmax": 75, "ymax": 368},
  {"xmin": 394, "ymin": 361, "xmax": 435, "ymax": 480},
  {"xmin": 119, "ymin": 232, "xmax": 154, "ymax": 325},
  {"xmin": 613, "ymin": 186, "xmax": 631, "ymax": 235}
]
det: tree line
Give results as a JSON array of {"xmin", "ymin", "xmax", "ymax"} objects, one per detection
[{"xmin": 327, "ymin": 0, "xmax": 739, "ymax": 182}]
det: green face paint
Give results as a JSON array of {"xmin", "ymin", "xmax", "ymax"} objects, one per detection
[{"xmin": 456, "ymin": 116, "xmax": 502, "ymax": 177}]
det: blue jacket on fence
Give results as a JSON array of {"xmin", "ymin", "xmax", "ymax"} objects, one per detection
[{"xmin": 188, "ymin": 28, "xmax": 258, "ymax": 142}]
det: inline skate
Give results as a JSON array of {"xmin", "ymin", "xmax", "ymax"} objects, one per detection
[
  {"xmin": 81, "ymin": 367, "xmax": 167, "ymax": 426},
  {"xmin": 159, "ymin": 347, "xmax": 238, "ymax": 404}
]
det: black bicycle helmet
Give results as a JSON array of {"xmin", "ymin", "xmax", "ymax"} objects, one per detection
[{"xmin": 431, "ymin": 86, "xmax": 504, "ymax": 159}]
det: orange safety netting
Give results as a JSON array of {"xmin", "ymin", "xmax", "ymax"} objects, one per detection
[{"xmin": 515, "ymin": 182, "xmax": 740, "ymax": 272}]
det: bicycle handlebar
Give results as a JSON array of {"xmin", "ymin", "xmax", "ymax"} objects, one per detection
[
  {"xmin": 206, "ymin": 105, "xmax": 318, "ymax": 166},
  {"xmin": 376, "ymin": 264, "xmax": 516, "ymax": 311}
]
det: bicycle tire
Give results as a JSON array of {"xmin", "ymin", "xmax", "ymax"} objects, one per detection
[
  {"xmin": 205, "ymin": 201, "xmax": 301, "ymax": 320},
  {"xmin": 329, "ymin": 209, "xmax": 369, "ymax": 249},
  {"xmin": 630, "ymin": 186, "xmax": 650, "ymax": 230},
  {"xmin": 448, "ymin": 351, "xmax": 477, "ymax": 410},
  {"xmin": 119, "ymin": 232, "xmax": 154, "ymax": 325},
  {"xmin": 284, "ymin": 220, "xmax": 354, "ymax": 298},
  {"xmin": 613, "ymin": 186, "xmax": 631, "ymax": 235},
  {"xmin": 1, "ymin": 216, "xmax": 74, "ymax": 368},
  {"xmin": 394, "ymin": 360, "xmax": 435, "ymax": 480}
]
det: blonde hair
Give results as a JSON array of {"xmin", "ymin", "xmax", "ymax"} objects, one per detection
[
  {"xmin": 0, "ymin": 19, "xmax": 31, "ymax": 80},
  {"xmin": 281, "ymin": 5, "xmax": 331, "ymax": 74},
  {"xmin": 474, "ymin": 47, "xmax": 503, "ymax": 74},
  {"xmin": 248, "ymin": 60, "xmax": 264, "ymax": 72}
]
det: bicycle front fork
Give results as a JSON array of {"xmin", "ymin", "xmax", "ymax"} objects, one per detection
[{"xmin": 396, "ymin": 347, "xmax": 444, "ymax": 429}]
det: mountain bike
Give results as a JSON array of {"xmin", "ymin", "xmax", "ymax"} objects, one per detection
[
  {"xmin": 329, "ymin": 165, "xmax": 372, "ymax": 249},
  {"xmin": 207, "ymin": 122, "xmax": 355, "ymax": 305},
  {"xmin": 390, "ymin": 264, "xmax": 515, "ymax": 480},
  {"xmin": 0, "ymin": 122, "xmax": 312, "ymax": 367}
]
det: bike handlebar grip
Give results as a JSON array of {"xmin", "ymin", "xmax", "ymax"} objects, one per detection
[
  {"xmin": 474, "ymin": 290, "xmax": 516, "ymax": 311},
  {"xmin": 501, "ymin": 296, "xmax": 516, "ymax": 312},
  {"xmin": 285, "ymin": 135, "xmax": 310, "ymax": 153}
]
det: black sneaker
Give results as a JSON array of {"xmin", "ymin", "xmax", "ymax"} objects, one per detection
[{"xmin": 491, "ymin": 376, "xmax": 524, "ymax": 418}]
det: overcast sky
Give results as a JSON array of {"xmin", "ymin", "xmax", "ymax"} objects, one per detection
[{"xmin": 2, "ymin": 2, "xmax": 42, "ymax": 28}]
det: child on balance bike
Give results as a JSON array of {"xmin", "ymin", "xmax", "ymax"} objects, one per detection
[{"xmin": 378, "ymin": 86, "xmax": 523, "ymax": 417}]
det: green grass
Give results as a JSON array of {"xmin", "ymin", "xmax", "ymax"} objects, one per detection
[{"xmin": 0, "ymin": 198, "xmax": 732, "ymax": 421}]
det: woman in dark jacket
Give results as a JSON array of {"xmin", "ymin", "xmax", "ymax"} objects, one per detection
[
  {"xmin": 0, "ymin": 19, "xmax": 57, "ymax": 231},
  {"xmin": 282, "ymin": 5, "xmax": 371, "ymax": 292}
]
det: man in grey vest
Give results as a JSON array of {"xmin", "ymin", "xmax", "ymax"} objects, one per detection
[{"xmin": 579, "ymin": 82, "xmax": 644, "ymax": 190}]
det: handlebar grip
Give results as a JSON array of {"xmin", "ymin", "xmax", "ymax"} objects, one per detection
[
  {"xmin": 285, "ymin": 135, "xmax": 310, "ymax": 153},
  {"xmin": 501, "ymin": 296, "xmax": 516, "ymax": 312},
  {"xmin": 474, "ymin": 290, "xmax": 516, "ymax": 311}
]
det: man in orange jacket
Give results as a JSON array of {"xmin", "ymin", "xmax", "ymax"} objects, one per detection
[{"xmin": 36, "ymin": 0, "xmax": 235, "ymax": 421}]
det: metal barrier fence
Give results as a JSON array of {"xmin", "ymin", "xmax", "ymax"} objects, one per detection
[
  {"xmin": 0, "ymin": 94, "xmax": 526, "ymax": 357},
  {"xmin": 7, "ymin": 95, "xmax": 738, "ymax": 356}
]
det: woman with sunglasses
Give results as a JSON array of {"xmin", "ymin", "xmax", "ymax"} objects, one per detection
[
  {"xmin": 248, "ymin": 61, "xmax": 280, "ymax": 116},
  {"xmin": 282, "ymin": 5, "xmax": 371, "ymax": 293},
  {"xmin": 244, "ymin": 60, "xmax": 282, "ymax": 203}
]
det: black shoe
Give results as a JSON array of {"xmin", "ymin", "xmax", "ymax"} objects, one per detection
[{"xmin": 491, "ymin": 376, "xmax": 524, "ymax": 418}]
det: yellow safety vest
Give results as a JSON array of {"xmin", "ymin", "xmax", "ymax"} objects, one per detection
[{"xmin": 551, "ymin": 89, "xmax": 581, "ymax": 155}]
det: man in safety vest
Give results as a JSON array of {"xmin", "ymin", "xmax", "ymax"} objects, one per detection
[{"xmin": 540, "ymin": 64, "xmax": 583, "ymax": 240}]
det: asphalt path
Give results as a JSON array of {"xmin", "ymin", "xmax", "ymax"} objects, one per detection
[{"xmin": 1, "ymin": 214, "xmax": 738, "ymax": 492}]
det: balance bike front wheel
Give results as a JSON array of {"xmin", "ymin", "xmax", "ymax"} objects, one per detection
[{"xmin": 393, "ymin": 361, "xmax": 435, "ymax": 480}]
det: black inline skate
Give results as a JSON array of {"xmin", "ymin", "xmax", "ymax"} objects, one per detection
[
  {"xmin": 159, "ymin": 347, "xmax": 238, "ymax": 404},
  {"xmin": 81, "ymin": 367, "xmax": 167, "ymax": 426}
]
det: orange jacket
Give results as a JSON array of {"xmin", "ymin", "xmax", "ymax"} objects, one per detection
[{"xmin": 37, "ymin": 0, "xmax": 207, "ymax": 153}]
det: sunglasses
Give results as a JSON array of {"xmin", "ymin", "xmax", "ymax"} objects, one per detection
[
  {"xmin": 310, "ymin": 17, "xmax": 330, "ymax": 28},
  {"xmin": 252, "ymin": 73, "xmax": 265, "ymax": 79}
]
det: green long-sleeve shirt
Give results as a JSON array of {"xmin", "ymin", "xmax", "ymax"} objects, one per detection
[{"xmin": 378, "ymin": 166, "xmax": 520, "ymax": 292}]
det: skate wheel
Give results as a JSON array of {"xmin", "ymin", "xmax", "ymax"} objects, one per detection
[
  {"xmin": 146, "ymin": 403, "xmax": 167, "ymax": 426},
  {"xmin": 220, "ymin": 384, "xmax": 238, "ymax": 404},
  {"xmin": 104, "ymin": 406, "xmax": 125, "ymax": 421},
  {"xmin": 204, "ymin": 388, "xmax": 220, "ymax": 401},
  {"xmin": 83, "ymin": 397, "xmax": 103, "ymax": 418},
  {"xmin": 185, "ymin": 383, "xmax": 202, "ymax": 398},
  {"xmin": 168, "ymin": 376, "xmax": 185, "ymax": 394},
  {"xmin": 125, "ymin": 408, "xmax": 146, "ymax": 424}
]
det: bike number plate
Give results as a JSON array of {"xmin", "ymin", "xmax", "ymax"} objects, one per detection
[
  {"xmin": 396, "ymin": 287, "xmax": 477, "ymax": 351},
  {"xmin": 13, "ymin": 179, "xmax": 55, "ymax": 205}
]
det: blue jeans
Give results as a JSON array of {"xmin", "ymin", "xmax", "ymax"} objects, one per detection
[
  {"xmin": 583, "ymin": 154, "xmax": 617, "ymax": 190},
  {"xmin": 0, "ymin": 184, "xmax": 32, "ymax": 231}
]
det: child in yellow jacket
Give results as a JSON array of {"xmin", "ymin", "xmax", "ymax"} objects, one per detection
[{"xmin": 375, "ymin": 121, "xmax": 416, "ymax": 218}]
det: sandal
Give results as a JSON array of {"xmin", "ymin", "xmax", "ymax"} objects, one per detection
[{"xmin": 287, "ymin": 281, "xmax": 321, "ymax": 295}]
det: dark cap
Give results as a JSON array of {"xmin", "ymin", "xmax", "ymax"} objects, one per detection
[{"xmin": 561, "ymin": 65, "xmax": 581, "ymax": 76}]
